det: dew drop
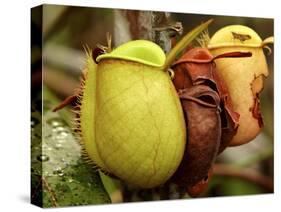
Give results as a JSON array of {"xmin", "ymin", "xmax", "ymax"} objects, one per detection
[
  {"xmin": 54, "ymin": 126, "xmax": 64, "ymax": 131},
  {"xmin": 56, "ymin": 131, "xmax": 69, "ymax": 139},
  {"xmin": 47, "ymin": 117, "xmax": 64, "ymax": 128},
  {"xmin": 37, "ymin": 154, "xmax": 49, "ymax": 162},
  {"xmin": 47, "ymin": 147, "xmax": 53, "ymax": 151},
  {"xmin": 58, "ymin": 172, "xmax": 64, "ymax": 177},
  {"xmin": 44, "ymin": 171, "xmax": 52, "ymax": 177},
  {"xmin": 57, "ymin": 139, "xmax": 66, "ymax": 144},
  {"xmin": 55, "ymin": 143, "xmax": 62, "ymax": 149},
  {"xmin": 53, "ymin": 167, "xmax": 64, "ymax": 177}
]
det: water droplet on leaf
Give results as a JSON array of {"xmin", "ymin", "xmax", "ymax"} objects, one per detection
[
  {"xmin": 55, "ymin": 143, "xmax": 62, "ymax": 149},
  {"xmin": 37, "ymin": 154, "xmax": 49, "ymax": 162},
  {"xmin": 47, "ymin": 117, "xmax": 64, "ymax": 127},
  {"xmin": 53, "ymin": 167, "xmax": 64, "ymax": 177}
]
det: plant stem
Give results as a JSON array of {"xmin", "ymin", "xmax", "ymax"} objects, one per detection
[{"xmin": 213, "ymin": 164, "xmax": 273, "ymax": 192}]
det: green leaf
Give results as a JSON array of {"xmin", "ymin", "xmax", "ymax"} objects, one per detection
[{"xmin": 31, "ymin": 88, "xmax": 111, "ymax": 208}]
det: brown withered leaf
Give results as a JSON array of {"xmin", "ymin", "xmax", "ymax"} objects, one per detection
[
  {"xmin": 171, "ymin": 85, "xmax": 221, "ymax": 191},
  {"xmin": 172, "ymin": 48, "xmax": 252, "ymax": 153}
]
